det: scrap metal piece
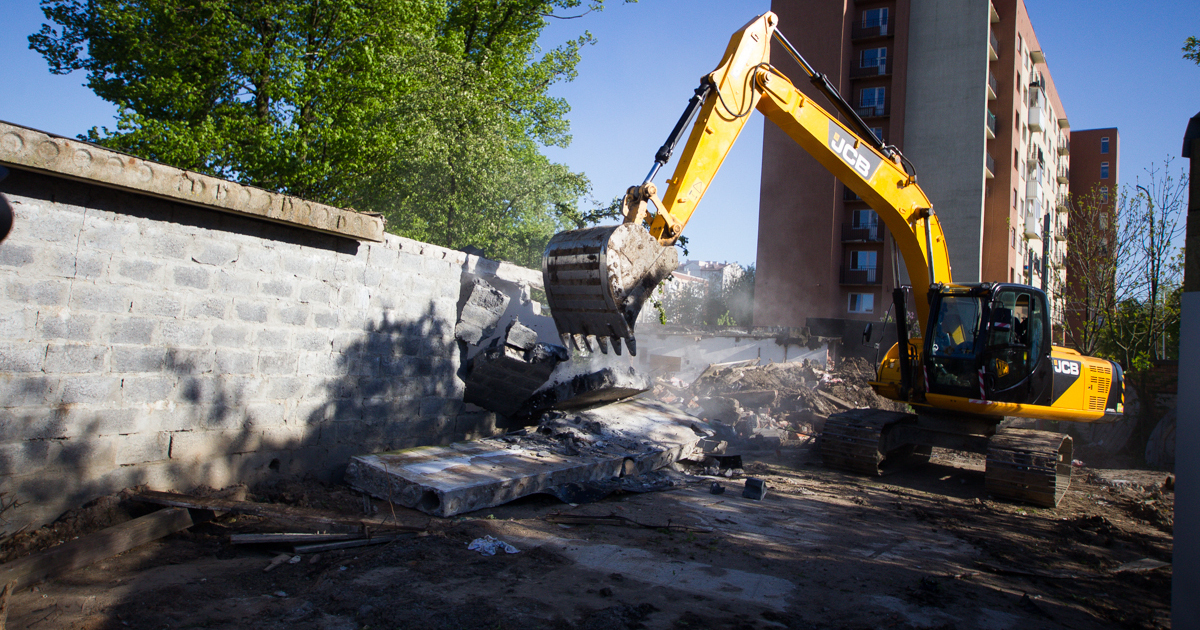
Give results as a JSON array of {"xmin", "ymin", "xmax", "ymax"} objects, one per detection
[{"xmin": 542, "ymin": 223, "xmax": 678, "ymax": 348}]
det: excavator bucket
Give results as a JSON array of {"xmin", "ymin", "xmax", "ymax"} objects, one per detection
[{"xmin": 542, "ymin": 223, "xmax": 678, "ymax": 356}]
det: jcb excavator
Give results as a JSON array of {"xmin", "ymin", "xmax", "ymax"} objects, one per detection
[{"xmin": 541, "ymin": 12, "xmax": 1125, "ymax": 507}]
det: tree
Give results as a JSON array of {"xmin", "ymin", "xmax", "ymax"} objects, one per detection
[
  {"xmin": 30, "ymin": 0, "xmax": 627, "ymax": 266},
  {"xmin": 1185, "ymin": 36, "xmax": 1200, "ymax": 65},
  {"xmin": 1062, "ymin": 184, "xmax": 1132, "ymax": 356}
]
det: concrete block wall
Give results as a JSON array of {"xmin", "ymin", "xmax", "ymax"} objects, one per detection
[{"xmin": 0, "ymin": 168, "xmax": 538, "ymax": 530}]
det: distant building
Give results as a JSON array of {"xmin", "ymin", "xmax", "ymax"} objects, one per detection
[
  {"xmin": 755, "ymin": 0, "xmax": 1085, "ymax": 344},
  {"xmin": 677, "ymin": 260, "xmax": 745, "ymax": 289},
  {"xmin": 1064, "ymin": 128, "xmax": 1120, "ymax": 347}
]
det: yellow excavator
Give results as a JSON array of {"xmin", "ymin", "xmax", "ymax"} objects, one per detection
[{"xmin": 542, "ymin": 12, "xmax": 1124, "ymax": 507}]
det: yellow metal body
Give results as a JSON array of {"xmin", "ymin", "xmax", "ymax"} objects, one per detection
[
  {"xmin": 638, "ymin": 12, "xmax": 1121, "ymax": 425},
  {"xmin": 648, "ymin": 12, "xmax": 951, "ymax": 329}
]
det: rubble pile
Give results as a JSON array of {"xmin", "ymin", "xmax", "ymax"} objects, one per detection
[{"xmin": 650, "ymin": 357, "xmax": 907, "ymax": 447}]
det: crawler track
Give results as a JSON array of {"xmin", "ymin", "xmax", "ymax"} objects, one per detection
[
  {"xmin": 820, "ymin": 409, "xmax": 913, "ymax": 476},
  {"xmin": 985, "ymin": 428, "xmax": 1073, "ymax": 507}
]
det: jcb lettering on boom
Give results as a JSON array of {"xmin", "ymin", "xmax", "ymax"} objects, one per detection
[{"xmin": 828, "ymin": 122, "xmax": 882, "ymax": 181}]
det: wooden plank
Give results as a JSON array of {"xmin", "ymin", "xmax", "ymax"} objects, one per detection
[
  {"xmin": 293, "ymin": 534, "xmax": 412, "ymax": 554},
  {"xmin": 0, "ymin": 508, "xmax": 193, "ymax": 590},
  {"xmin": 133, "ymin": 490, "xmax": 428, "ymax": 532},
  {"xmin": 230, "ymin": 533, "xmax": 367, "ymax": 545}
]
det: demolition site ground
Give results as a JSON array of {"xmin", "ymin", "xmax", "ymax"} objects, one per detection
[{"xmin": 0, "ymin": 442, "xmax": 1173, "ymax": 630}]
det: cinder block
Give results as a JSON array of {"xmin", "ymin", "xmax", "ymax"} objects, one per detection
[
  {"xmin": 278, "ymin": 304, "xmax": 310, "ymax": 326},
  {"xmin": 132, "ymin": 291, "xmax": 182, "ymax": 317},
  {"xmin": 69, "ymin": 284, "xmax": 129, "ymax": 313},
  {"xmin": 463, "ymin": 341, "xmax": 568, "ymax": 417},
  {"xmin": 0, "ymin": 243, "xmax": 35, "ymax": 267},
  {"xmin": 258, "ymin": 353, "xmax": 296, "ymax": 375},
  {"xmin": 0, "ymin": 342, "xmax": 46, "ymax": 372},
  {"xmin": 60, "ymin": 375, "xmax": 121, "ymax": 404},
  {"xmin": 260, "ymin": 279, "xmax": 294, "ymax": 298},
  {"xmin": 0, "ymin": 306, "xmax": 35, "ymax": 339},
  {"xmin": 454, "ymin": 277, "xmax": 509, "ymax": 345},
  {"xmin": 210, "ymin": 324, "xmax": 250, "ymax": 347},
  {"xmin": 0, "ymin": 375, "xmax": 57, "ymax": 408},
  {"xmin": 167, "ymin": 348, "xmax": 215, "ymax": 373},
  {"xmin": 122, "ymin": 376, "xmax": 177, "ymax": 403},
  {"xmin": 280, "ymin": 252, "xmax": 315, "ymax": 277},
  {"xmin": 186, "ymin": 296, "xmax": 229, "ymax": 319},
  {"xmin": 116, "ymin": 259, "xmax": 161, "ymax": 284},
  {"xmin": 173, "ymin": 265, "xmax": 210, "ymax": 289},
  {"xmin": 44, "ymin": 342, "xmax": 106, "ymax": 373},
  {"xmin": 37, "ymin": 313, "xmax": 96, "ymax": 341},
  {"xmin": 80, "ymin": 216, "xmax": 134, "ymax": 252},
  {"xmin": 234, "ymin": 300, "xmax": 268, "ymax": 323},
  {"xmin": 313, "ymin": 309, "xmax": 338, "ymax": 328},
  {"xmin": 297, "ymin": 351, "xmax": 338, "ymax": 376},
  {"xmin": 255, "ymin": 329, "xmax": 289, "ymax": 349},
  {"xmin": 298, "ymin": 280, "xmax": 334, "ymax": 306},
  {"xmin": 52, "ymin": 436, "xmax": 117, "ymax": 475},
  {"xmin": 0, "ymin": 440, "xmax": 52, "ymax": 475},
  {"xmin": 293, "ymin": 331, "xmax": 331, "ymax": 352},
  {"xmin": 234, "ymin": 248, "xmax": 279, "ymax": 273},
  {"xmin": 503, "ymin": 318, "xmax": 540, "ymax": 351},
  {"xmin": 111, "ymin": 346, "xmax": 168, "ymax": 373},
  {"xmin": 8, "ymin": 279, "xmax": 69, "ymax": 306},
  {"xmin": 420, "ymin": 397, "xmax": 464, "ymax": 418},
  {"xmin": 73, "ymin": 251, "xmax": 109, "ymax": 280},
  {"xmin": 214, "ymin": 349, "xmax": 255, "ymax": 374},
  {"xmin": 27, "ymin": 212, "xmax": 83, "ymax": 244},
  {"xmin": 215, "ymin": 270, "xmax": 255, "ymax": 295},
  {"xmin": 108, "ymin": 317, "xmax": 157, "ymax": 344},
  {"xmin": 161, "ymin": 321, "xmax": 206, "ymax": 346},
  {"xmin": 191, "ymin": 243, "xmax": 238, "ymax": 266},
  {"xmin": 246, "ymin": 402, "xmax": 287, "ymax": 428}
]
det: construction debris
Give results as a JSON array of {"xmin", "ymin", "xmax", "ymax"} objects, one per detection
[
  {"xmin": 463, "ymin": 320, "xmax": 570, "ymax": 417},
  {"xmin": 132, "ymin": 490, "xmax": 428, "ymax": 532},
  {"xmin": 521, "ymin": 365, "xmax": 651, "ymax": 413},
  {"xmin": 344, "ymin": 399, "xmax": 714, "ymax": 517},
  {"xmin": 455, "ymin": 277, "xmax": 511, "ymax": 344}
]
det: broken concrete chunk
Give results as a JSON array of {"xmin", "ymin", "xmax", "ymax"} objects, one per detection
[
  {"xmin": 503, "ymin": 318, "xmax": 540, "ymax": 352},
  {"xmin": 522, "ymin": 366, "xmax": 650, "ymax": 414},
  {"xmin": 345, "ymin": 399, "xmax": 709, "ymax": 517},
  {"xmin": 729, "ymin": 389, "xmax": 778, "ymax": 408},
  {"xmin": 455, "ymin": 277, "xmax": 511, "ymax": 345},
  {"xmin": 696, "ymin": 396, "xmax": 741, "ymax": 424},
  {"xmin": 463, "ymin": 340, "xmax": 569, "ymax": 417}
]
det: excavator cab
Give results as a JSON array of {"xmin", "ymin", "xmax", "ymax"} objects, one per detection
[{"xmin": 923, "ymin": 284, "xmax": 1052, "ymax": 404}]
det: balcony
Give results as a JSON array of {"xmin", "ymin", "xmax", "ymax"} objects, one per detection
[
  {"xmin": 1054, "ymin": 226, "xmax": 1067, "ymax": 242},
  {"xmin": 1058, "ymin": 137, "xmax": 1069, "ymax": 155},
  {"xmin": 986, "ymin": 109, "xmax": 996, "ymax": 139},
  {"xmin": 842, "ymin": 222, "xmax": 884, "ymax": 242},
  {"xmin": 985, "ymin": 152, "xmax": 995, "ymax": 178},
  {"xmin": 1028, "ymin": 103, "xmax": 1044, "ymax": 132},
  {"xmin": 850, "ymin": 61, "xmax": 891, "ymax": 78},
  {"xmin": 1056, "ymin": 195, "xmax": 1069, "ymax": 213},
  {"xmin": 987, "ymin": 72, "xmax": 998, "ymax": 100},
  {"xmin": 841, "ymin": 266, "xmax": 881, "ymax": 285},
  {"xmin": 843, "ymin": 187, "xmax": 864, "ymax": 202},
  {"xmin": 1057, "ymin": 166, "xmax": 1070, "ymax": 184},
  {"xmin": 1024, "ymin": 212, "xmax": 1042, "ymax": 240},
  {"xmin": 988, "ymin": 30, "xmax": 999, "ymax": 61},
  {"xmin": 851, "ymin": 20, "xmax": 890, "ymax": 40},
  {"xmin": 855, "ymin": 103, "xmax": 890, "ymax": 118}
]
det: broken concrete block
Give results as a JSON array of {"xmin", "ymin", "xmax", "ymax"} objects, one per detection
[
  {"xmin": 503, "ymin": 318, "xmax": 540, "ymax": 352},
  {"xmin": 729, "ymin": 389, "xmax": 778, "ymax": 408},
  {"xmin": 463, "ymin": 340, "xmax": 569, "ymax": 417},
  {"xmin": 455, "ymin": 277, "xmax": 510, "ymax": 345},
  {"xmin": 522, "ymin": 366, "xmax": 650, "ymax": 414},
  {"xmin": 742, "ymin": 478, "xmax": 766, "ymax": 500},
  {"xmin": 345, "ymin": 399, "xmax": 711, "ymax": 517},
  {"xmin": 696, "ymin": 396, "xmax": 740, "ymax": 424}
]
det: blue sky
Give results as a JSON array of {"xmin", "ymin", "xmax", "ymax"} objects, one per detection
[{"xmin": 2, "ymin": 1, "xmax": 1198, "ymax": 267}]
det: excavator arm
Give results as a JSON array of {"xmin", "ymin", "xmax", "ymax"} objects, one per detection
[{"xmin": 542, "ymin": 11, "xmax": 951, "ymax": 352}]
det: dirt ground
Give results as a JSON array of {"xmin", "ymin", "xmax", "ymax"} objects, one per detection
[{"xmin": 1, "ymin": 440, "xmax": 1173, "ymax": 630}]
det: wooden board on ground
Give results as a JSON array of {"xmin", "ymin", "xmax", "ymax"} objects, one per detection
[
  {"xmin": 0, "ymin": 508, "xmax": 193, "ymax": 590},
  {"xmin": 133, "ymin": 490, "xmax": 429, "ymax": 532}
]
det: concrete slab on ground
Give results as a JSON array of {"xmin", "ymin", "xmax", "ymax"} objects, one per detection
[{"xmin": 345, "ymin": 399, "xmax": 710, "ymax": 517}]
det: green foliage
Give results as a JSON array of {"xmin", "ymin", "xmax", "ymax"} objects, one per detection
[
  {"xmin": 660, "ymin": 264, "xmax": 754, "ymax": 327},
  {"xmin": 1185, "ymin": 36, "xmax": 1200, "ymax": 65},
  {"xmin": 30, "ymin": 0, "xmax": 630, "ymax": 267}
]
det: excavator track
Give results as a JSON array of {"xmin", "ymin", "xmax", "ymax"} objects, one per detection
[
  {"xmin": 820, "ymin": 409, "xmax": 918, "ymax": 476},
  {"xmin": 985, "ymin": 428, "xmax": 1073, "ymax": 508}
]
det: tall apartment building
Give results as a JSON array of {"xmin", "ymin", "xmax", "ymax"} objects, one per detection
[
  {"xmin": 754, "ymin": 0, "xmax": 1073, "ymax": 343},
  {"xmin": 1064, "ymin": 128, "xmax": 1120, "ymax": 344}
]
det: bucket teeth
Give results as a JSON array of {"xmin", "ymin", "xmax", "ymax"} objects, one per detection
[
  {"xmin": 561, "ymin": 333, "xmax": 574, "ymax": 352},
  {"xmin": 612, "ymin": 336, "xmax": 623, "ymax": 356},
  {"xmin": 596, "ymin": 335, "xmax": 609, "ymax": 354},
  {"xmin": 582, "ymin": 335, "xmax": 594, "ymax": 353},
  {"xmin": 625, "ymin": 336, "xmax": 637, "ymax": 357}
]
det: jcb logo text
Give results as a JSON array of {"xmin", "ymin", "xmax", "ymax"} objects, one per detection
[
  {"xmin": 1053, "ymin": 359, "xmax": 1080, "ymax": 376},
  {"xmin": 830, "ymin": 133, "xmax": 872, "ymax": 178}
]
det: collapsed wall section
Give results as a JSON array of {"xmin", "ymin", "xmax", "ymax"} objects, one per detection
[{"xmin": 0, "ymin": 164, "xmax": 539, "ymax": 530}]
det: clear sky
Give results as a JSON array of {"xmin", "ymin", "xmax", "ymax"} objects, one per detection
[{"xmin": 2, "ymin": 1, "xmax": 1198, "ymax": 268}]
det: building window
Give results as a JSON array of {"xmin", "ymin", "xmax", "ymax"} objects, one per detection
[
  {"xmin": 862, "ymin": 7, "xmax": 889, "ymax": 28},
  {"xmin": 1101, "ymin": 137, "xmax": 1109, "ymax": 154},
  {"xmin": 1017, "ymin": 34, "xmax": 1024, "ymax": 54},
  {"xmin": 848, "ymin": 293, "xmax": 875, "ymax": 313},
  {"xmin": 852, "ymin": 209, "xmax": 878, "ymax": 228},
  {"xmin": 1011, "ymin": 227, "xmax": 1016, "ymax": 248},
  {"xmin": 860, "ymin": 47, "xmax": 887, "ymax": 71},
  {"xmin": 1014, "ymin": 149, "xmax": 1019, "ymax": 168},
  {"xmin": 1100, "ymin": 186, "xmax": 1109, "ymax": 203},
  {"xmin": 859, "ymin": 87, "xmax": 886, "ymax": 115},
  {"xmin": 1101, "ymin": 162, "xmax": 1110, "ymax": 179},
  {"xmin": 1012, "ymin": 188, "xmax": 1018, "ymax": 208},
  {"xmin": 869, "ymin": 126, "xmax": 884, "ymax": 142}
]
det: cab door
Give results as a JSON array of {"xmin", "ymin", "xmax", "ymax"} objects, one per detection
[{"xmin": 981, "ymin": 287, "xmax": 1052, "ymax": 404}]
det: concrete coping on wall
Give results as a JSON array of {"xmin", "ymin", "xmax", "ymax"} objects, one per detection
[{"xmin": 0, "ymin": 120, "xmax": 385, "ymax": 242}]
